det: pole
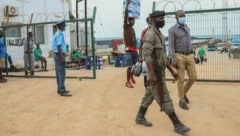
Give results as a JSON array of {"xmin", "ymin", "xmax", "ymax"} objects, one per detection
[
  {"xmin": 222, "ymin": 0, "xmax": 228, "ymax": 43},
  {"xmin": 90, "ymin": 19, "xmax": 96, "ymax": 79},
  {"xmin": 84, "ymin": 0, "xmax": 88, "ymax": 56},
  {"xmin": 92, "ymin": 7, "xmax": 97, "ymax": 24},
  {"xmin": 28, "ymin": 14, "xmax": 33, "ymax": 76},
  {"xmin": 152, "ymin": 1, "xmax": 156, "ymax": 12},
  {"xmin": 76, "ymin": 1, "xmax": 79, "ymax": 47}
]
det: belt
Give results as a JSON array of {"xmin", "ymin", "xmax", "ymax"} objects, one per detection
[
  {"xmin": 24, "ymin": 51, "xmax": 33, "ymax": 54},
  {"xmin": 175, "ymin": 51, "xmax": 192, "ymax": 55},
  {"xmin": 126, "ymin": 47, "xmax": 137, "ymax": 52}
]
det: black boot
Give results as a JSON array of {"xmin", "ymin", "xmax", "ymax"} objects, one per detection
[
  {"xmin": 168, "ymin": 112, "xmax": 190, "ymax": 134},
  {"xmin": 25, "ymin": 71, "xmax": 28, "ymax": 76},
  {"xmin": 31, "ymin": 71, "xmax": 34, "ymax": 76},
  {"xmin": 184, "ymin": 95, "xmax": 190, "ymax": 104},
  {"xmin": 135, "ymin": 106, "xmax": 153, "ymax": 127},
  {"xmin": 45, "ymin": 62, "xmax": 48, "ymax": 71}
]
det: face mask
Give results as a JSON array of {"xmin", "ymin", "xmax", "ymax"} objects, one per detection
[
  {"xmin": 156, "ymin": 20, "xmax": 165, "ymax": 28},
  {"xmin": 178, "ymin": 17, "xmax": 186, "ymax": 24}
]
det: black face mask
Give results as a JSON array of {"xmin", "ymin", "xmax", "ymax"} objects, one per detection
[{"xmin": 156, "ymin": 20, "xmax": 165, "ymax": 28}]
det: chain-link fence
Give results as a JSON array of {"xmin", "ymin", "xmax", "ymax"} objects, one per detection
[{"xmin": 161, "ymin": 8, "xmax": 240, "ymax": 82}]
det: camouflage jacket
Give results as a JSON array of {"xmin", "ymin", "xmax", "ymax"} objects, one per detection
[{"xmin": 142, "ymin": 25, "xmax": 167, "ymax": 77}]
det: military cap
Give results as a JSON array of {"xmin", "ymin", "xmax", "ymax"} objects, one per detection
[
  {"xmin": 149, "ymin": 10, "xmax": 165, "ymax": 18},
  {"xmin": 56, "ymin": 19, "xmax": 66, "ymax": 26}
]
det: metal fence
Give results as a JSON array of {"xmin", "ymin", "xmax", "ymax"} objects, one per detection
[
  {"xmin": 161, "ymin": 8, "xmax": 240, "ymax": 82},
  {"xmin": 0, "ymin": 18, "xmax": 97, "ymax": 79}
]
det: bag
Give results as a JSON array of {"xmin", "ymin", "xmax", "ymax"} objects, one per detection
[
  {"xmin": 132, "ymin": 61, "xmax": 142, "ymax": 77},
  {"xmin": 194, "ymin": 57, "xmax": 199, "ymax": 64},
  {"xmin": 141, "ymin": 61, "xmax": 148, "ymax": 76},
  {"xmin": 203, "ymin": 57, "xmax": 207, "ymax": 62}
]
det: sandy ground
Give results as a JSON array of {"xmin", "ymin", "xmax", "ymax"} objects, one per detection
[{"xmin": 0, "ymin": 66, "xmax": 240, "ymax": 136}]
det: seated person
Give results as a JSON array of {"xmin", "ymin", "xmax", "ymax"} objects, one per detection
[
  {"xmin": 34, "ymin": 43, "xmax": 47, "ymax": 71},
  {"xmin": 70, "ymin": 47, "xmax": 85, "ymax": 66}
]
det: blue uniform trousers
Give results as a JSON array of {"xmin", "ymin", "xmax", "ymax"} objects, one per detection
[{"xmin": 54, "ymin": 54, "xmax": 66, "ymax": 93}]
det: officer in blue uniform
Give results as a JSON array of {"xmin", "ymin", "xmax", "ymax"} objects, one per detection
[{"xmin": 52, "ymin": 20, "xmax": 71, "ymax": 97}]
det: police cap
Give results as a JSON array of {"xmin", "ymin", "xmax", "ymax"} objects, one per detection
[
  {"xmin": 56, "ymin": 19, "xmax": 66, "ymax": 26},
  {"xmin": 149, "ymin": 10, "xmax": 165, "ymax": 18}
]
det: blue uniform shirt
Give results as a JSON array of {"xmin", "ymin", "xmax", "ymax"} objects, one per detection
[
  {"xmin": 0, "ymin": 38, "xmax": 6, "ymax": 58},
  {"xmin": 52, "ymin": 30, "xmax": 67, "ymax": 54}
]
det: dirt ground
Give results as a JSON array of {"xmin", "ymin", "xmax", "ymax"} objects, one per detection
[{"xmin": 0, "ymin": 66, "xmax": 240, "ymax": 136}]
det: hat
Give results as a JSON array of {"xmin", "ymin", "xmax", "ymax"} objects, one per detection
[
  {"xmin": 149, "ymin": 10, "xmax": 165, "ymax": 18},
  {"xmin": 56, "ymin": 19, "xmax": 66, "ymax": 26}
]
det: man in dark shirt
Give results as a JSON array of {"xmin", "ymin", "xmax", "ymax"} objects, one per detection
[{"xmin": 123, "ymin": 0, "xmax": 139, "ymax": 88}]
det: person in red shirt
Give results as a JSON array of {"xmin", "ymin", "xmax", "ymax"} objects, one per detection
[{"xmin": 123, "ymin": 0, "xmax": 139, "ymax": 88}]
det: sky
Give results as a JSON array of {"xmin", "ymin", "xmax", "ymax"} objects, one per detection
[
  {"xmin": 76, "ymin": 0, "xmax": 240, "ymax": 39},
  {"xmin": 92, "ymin": 0, "xmax": 155, "ymax": 39},
  {"xmin": 77, "ymin": 0, "xmax": 155, "ymax": 39}
]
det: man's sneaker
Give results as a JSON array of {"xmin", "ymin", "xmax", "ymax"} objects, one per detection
[
  {"xmin": 25, "ymin": 71, "xmax": 28, "ymax": 76},
  {"xmin": 174, "ymin": 123, "xmax": 191, "ymax": 134},
  {"xmin": 135, "ymin": 117, "xmax": 153, "ymax": 127},
  {"xmin": 184, "ymin": 95, "xmax": 190, "ymax": 104},
  {"xmin": 126, "ymin": 81, "xmax": 134, "ymax": 88},
  {"xmin": 59, "ymin": 91, "xmax": 72, "ymax": 97},
  {"xmin": 58, "ymin": 90, "xmax": 70, "ymax": 94},
  {"xmin": 131, "ymin": 77, "xmax": 136, "ymax": 84},
  {"xmin": 179, "ymin": 102, "xmax": 189, "ymax": 110}
]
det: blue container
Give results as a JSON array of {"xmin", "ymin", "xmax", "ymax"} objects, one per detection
[
  {"xmin": 96, "ymin": 56, "xmax": 103, "ymax": 69},
  {"xmin": 114, "ymin": 56, "xmax": 119, "ymax": 67},
  {"xmin": 85, "ymin": 56, "xmax": 103, "ymax": 70},
  {"xmin": 85, "ymin": 56, "xmax": 92, "ymax": 70}
]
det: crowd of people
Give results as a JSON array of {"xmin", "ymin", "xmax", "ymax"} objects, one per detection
[
  {"xmin": 123, "ymin": 0, "xmax": 200, "ymax": 134},
  {"xmin": 1, "ymin": 26, "xmax": 86, "ymax": 79}
]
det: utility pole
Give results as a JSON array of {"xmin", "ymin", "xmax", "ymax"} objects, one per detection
[
  {"xmin": 222, "ymin": 0, "xmax": 228, "ymax": 43},
  {"xmin": 76, "ymin": 0, "xmax": 83, "ymax": 47},
  {"xmin": 84, "ymin": 0, "xmax": 88, "ymax": 56}
]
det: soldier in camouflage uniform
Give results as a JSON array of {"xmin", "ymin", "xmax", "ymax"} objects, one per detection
[{"xmin": 135, "ymin": 11, "xmax": 190, "ymax": 134}]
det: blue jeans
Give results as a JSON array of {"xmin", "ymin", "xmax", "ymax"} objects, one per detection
[
  {"xmin": 126, "ymin": 51, "xmax": 139, "ymax": 67},
  {"xmin": 54, "ymin": 54, "xmax": 66, "ymax": 93},
  {"xmin": 7, "ymin": 54, "xmax": 13, "ymax": 65}
]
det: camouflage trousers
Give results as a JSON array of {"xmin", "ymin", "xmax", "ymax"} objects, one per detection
[{"xmin": 140, "ymin": 80, "xmax": 174, "ymax": 115}]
